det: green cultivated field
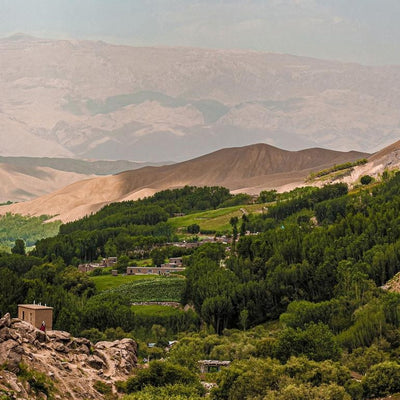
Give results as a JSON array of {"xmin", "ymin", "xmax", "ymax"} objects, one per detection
[
  {"xmin": 132, "ymin": 304, "xmax": 184, "ymax": 317},
  {"xmin": 103, "ymin": 277, "xmax": 185, "ymax": 302},
  {"xmin": 90, "ymin": 274, "xmax": 158, "ymax": 291},
  {"xmin": 169, "ymin": 203, "xmax": 266, "ymax": 233}
]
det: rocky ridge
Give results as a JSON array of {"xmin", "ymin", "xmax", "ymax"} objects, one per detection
[{"xmin": 0, "ymin": 313, "xmax": 137, "ymax": 399}]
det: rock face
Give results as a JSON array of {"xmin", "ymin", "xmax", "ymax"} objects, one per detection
[{"xmin": 0, "ymin": 313, "xmax": 137, "ymax": 399}]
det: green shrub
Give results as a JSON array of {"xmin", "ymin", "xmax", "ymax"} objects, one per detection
[
  {"xmin": 275, "ymin": 322, "xmax": 341, "ymax": 362},
  {"xmin": 363, "ymin": 361, "xmax": 400, "ymax": 398},
  {"xmin": 360, "ymin": 175, "xmax": 373, "ymax": 185},
  {"xmin": 18, "ymin": 363, "xmax": 54, "ymax": 398},
  {"xmin": 93, "ymin": 380, "xmax": 112, "ymax": 395},
  {"xmin": 187, "ymin": 224, "xmax": 200, "ymax": 234},
  {"xmin": 125, "ymin": 361, "xmax": 200, "ymax": 393},
  {"xmin": 122, "ymin": 383, "xmax": 204, "ymax": 399},
  {"xmin": 80, "ymin": 327, "xmax": 106, "ymax": 343}
]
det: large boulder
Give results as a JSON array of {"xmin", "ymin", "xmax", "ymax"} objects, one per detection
[
  {"xmin": 46, "ymin": 330, "xmax": 71, "ymax": 342},
  {"xmin": 35, "ymin": 329, "xmax": 47, "ymax": 343},
  {"xmin": 0, "ymin": 339, "xmax": 24, "ymax": 372},
  {"xmin": 0, "ymin": 313, "xmax": 11, "ymax": 329},
  {"xmin": 95, "ymin": 338, "xmax": 137, "ymax": 374}
]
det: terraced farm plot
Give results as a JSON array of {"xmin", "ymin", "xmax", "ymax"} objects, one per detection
[
  {"xmin": 169, "ymin": 204, "xmax": 266, "ymax": 233},
  {"xmin": 102, "ymin": 277, "xmax": 185, "ymax": 302},
  {"xmin": 90, "ymin": 273, "xmax": 158, "ymax": 291}
]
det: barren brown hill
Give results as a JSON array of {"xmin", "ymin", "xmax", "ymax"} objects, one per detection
[
  {"xmin": 368, "ymin": 139, "xmax": 400, "ymax": 163},
  {"xmin": 0, "ymin": 157, "xmax": 165, "ymax": 203},
  {"xmin": 0, "ymin": 163, "xmax": 96, "ymax": 203},
  {"xmin": 0, "ymin": 143, "xmax": 368, "ymax": 222}
]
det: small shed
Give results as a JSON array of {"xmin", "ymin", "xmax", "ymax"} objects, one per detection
[
  {"xmin": 111, "ymin": 270, "xmax": 118, "ymax": 276},
  {"xmin": 18, "ymin": 304, "xmax": 53, "ymax": 330}
]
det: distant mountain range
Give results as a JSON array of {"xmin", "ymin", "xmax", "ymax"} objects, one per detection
[
  {"xmin": 1, "ymin": 34, "xmax": 400, "ymax": 161},
  {"xmin": 0, "ymin": 157, "xmax": 170, "ymax": 202},
  {"xmin": 0, "ymin": 143, "xmax": 368, "ymax": 222}
]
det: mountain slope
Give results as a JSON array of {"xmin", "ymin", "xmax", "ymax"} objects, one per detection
[
  {"xmin": 0, "ymin": 164, "xmax": 96, "ymax": 203},
  {"xmin": 1, "ymin": 35, "xmax": 400, "ymax": 161},
  {"xmin": 0, "ymin": 157, "xmax": 169, "ymax": 203},
  {"xmin": 327, "ymin": 139, "xmax": 400, "ymax": 186},
  {"xmin": 0, "ymin": 143, "xmax": 368, "ymax": 222}
]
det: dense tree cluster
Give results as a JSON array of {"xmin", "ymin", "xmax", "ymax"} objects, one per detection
[
  {"xmin": 4, "ymin": 176, "xmax": 400, "ymax": 398},
  {"xmin": 0, "ymin": 213, "xmax": 61, "ymax": 250},
  {"xmin": 32, "ymin": 186, "xmax": 232, "ymax": 265},
  {"xmin": 184, "ymin": 179, "xmax": 400, "ymax": 334}
]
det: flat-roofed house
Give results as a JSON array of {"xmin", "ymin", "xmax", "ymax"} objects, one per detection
[
  {"xmin": 18, "ymin": 304, "xmax": 53, "ymax": 330},
  {"xmin": 169, "ymin": 257, "xmax": 183, "ymax": 266}
]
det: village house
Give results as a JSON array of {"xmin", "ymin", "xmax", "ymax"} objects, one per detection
[
  {"xmin": 161, "ymin": 257, "xmax": 184, "ymax": 269},
  {"xmin": 18, "ymin": 304, "xmax": 53, "ymax": 330},
  {"xmin": 78, "ymin": 263, "xmax": 104, "ymax": 273},
  {"xmin": 103, "ymin": 257, "xmax": 117, "ymax": 267},
  {"xmin": 78, "ymin": 257, "xmax": 118, "ymax": 273},
  {"xmin": 168, "ymin": 257, "xmax": 183, "ymax": 266},
  {"xmin": 173, "ymin": 212, "xmax": 186, "ymax": 217},
  {"xmin": 126, "ymin": 265, "xmax": 185, "ymax": 275}
]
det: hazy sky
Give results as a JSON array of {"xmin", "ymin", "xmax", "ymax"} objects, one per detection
[{"xmin": 1, "ymin": 0, "xmax": 399, "ymax": 66}]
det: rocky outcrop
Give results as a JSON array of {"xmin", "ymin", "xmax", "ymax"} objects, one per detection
[{"xmin": 0, "ymin": 313, "xmax": 137, "ymax": 399}]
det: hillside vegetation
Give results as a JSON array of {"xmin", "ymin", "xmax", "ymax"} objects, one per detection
[
  {"xmin": 169, "ymin": 202, "xmax": 263, "ymax": 234},
  {"xmin": 307, "ymin": 158, "xmax": 368, "ymax": 180},
  {"xmin": 0, "ymin": 213, "xmax": 61, "ymax": 251},
  {"xmin": 3, "ymin": 177, "xmax": 400, "ymax": 398}
]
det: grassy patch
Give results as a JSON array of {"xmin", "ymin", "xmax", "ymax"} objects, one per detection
[
  {"xmin": 93, "ymin": 380, "xmax": 113, "ymax": 398},
  {"xmin": 136, "ymin": 258, "xmax": 152, "ymax": 267},
  {"xmin": 17, "ymin": 363, "xmax": 54, "ymax": 398},
  {"xmin": 169, "ymin": 204, "xmax": 266, "ymax": 233},
  {"xmin": 90, "ymin": 274, "xmax": 158, "ymax": 291},
  {"xmin": 132, "ymin": 305, "xmax": 184, "ymax": 317}
]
